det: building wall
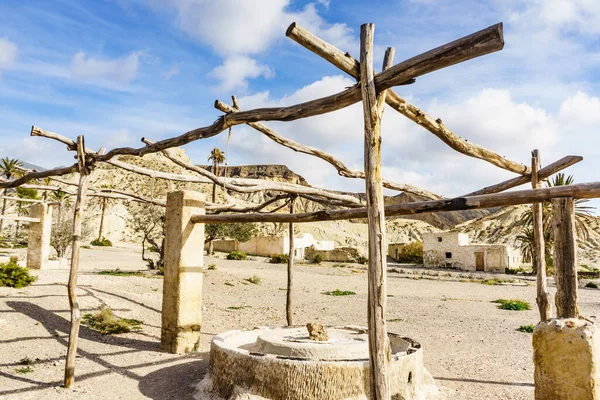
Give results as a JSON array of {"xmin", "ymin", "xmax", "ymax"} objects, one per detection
[
  {"xmin": 422, "ymin": 232, "xmax": 521, "ymax": 272},
  {"xmin": 209, "ymin": 233, "xmax": 335, "ymax": 259}
]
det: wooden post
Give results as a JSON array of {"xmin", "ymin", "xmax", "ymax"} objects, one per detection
[
  {"xmin": 64, "ymin": 136, "xmax": 92, "ymax": 388},
  {"xmin": 532, "ymin": 150, "xmax": 551, "ymax": 321},
  {"xmin": 552, "ymin": 197, "xmax": 579, "ymax": 318},
  {"xmin": 286, "ymin": 195, "xmax": 295, "ymax": 326},
  {"xmin": 360, "ymin": 23, "xmax": 392, "ymax": 399}
]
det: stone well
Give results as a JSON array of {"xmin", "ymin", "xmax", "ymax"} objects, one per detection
[{"xmin": 196, "ymin": 326, "xmax": 440, "ymax": 400}]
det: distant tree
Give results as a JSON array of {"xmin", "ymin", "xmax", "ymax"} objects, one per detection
[
  {"xmin": 91, "ymin": 186, "xmax": 118, "ymax": 241},
  {"xmin": 518, "ymin": 173, "xmax": 593, "ymax": 273},
  {"xmin": 205, "ymin": 223, "xmax": 258, "ymax": 247},
  {"xmin": 0, "ymin": 158, "xmax": 24, "ymax": 235},
  {"xmin": 51, "ymin": 217, "xmax": 93, "ymax": 258},
  {"xmin": 206, "ymin": 147, "xmax": 226, "ymax": 254},
  {"xmin": 15, "ymin": 187, "xmax": 39, "ymax": 238},
  {"xmin": 49, "ymin": 191, "xmax": 72, "ymax": 223},
  {"xmin": 128, "ymin": 205, "xmax": 165, "ymax": 270}
]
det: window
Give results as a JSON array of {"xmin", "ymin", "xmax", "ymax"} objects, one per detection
[
  {"xmin": 437, "ymin": 237, "xmax": 443, "ymax": 242},
  {"xmin": 445, "ymin": 252, "xmax": 452, "ymax": 259}
]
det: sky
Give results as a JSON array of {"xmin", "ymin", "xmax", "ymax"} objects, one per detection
[{"xmin": 1, "ymin": 0, "xmax": 600, "ymax": 207}]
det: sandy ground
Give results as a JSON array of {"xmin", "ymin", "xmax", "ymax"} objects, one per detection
[{"xmin": 1, "ymin": 245, "xmax": 599, "ymax": 400}]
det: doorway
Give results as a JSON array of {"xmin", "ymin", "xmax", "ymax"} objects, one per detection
[{"xmin": 475, "ymin": 252, "xmax": 485, "ymax": 271}]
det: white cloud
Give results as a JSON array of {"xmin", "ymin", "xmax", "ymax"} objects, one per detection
[
  {"xmin": 70, "ymin": 50, "xmax": 143, "ymax": 83},
  {"xmin": 559, "ymin": 91, "xmax": 600, "ymax": 127},
  {"xmin": 531, "ymin": 0, "xmax": 600, "ymax": 34},
  {"xmin": 210, "ymin": 55, "xmax": 274, "ymax": 92},
  {"xmin": 169, "ymin": 0, "xmax": 353, "ymax": 56},
  {"xmin": 0, "ymin": 37, "xmax": 17, "ymax": 69}
]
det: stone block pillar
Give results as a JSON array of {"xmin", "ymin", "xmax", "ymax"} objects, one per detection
[
  {"xmin": 534, "ymin": 318, "xmax": 600, "ymax": 400},
  {"xmin": 27, "ymin": 203, "xmax": 52, "ymax": 270},
  {"xmin": 161, "ymin": 190, "xmax": 205, "ymax": 354}
]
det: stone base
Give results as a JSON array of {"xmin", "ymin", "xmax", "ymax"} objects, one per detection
[{"xmin": 533, "ymin": 318, "xmax": 600, "ymax": 400}]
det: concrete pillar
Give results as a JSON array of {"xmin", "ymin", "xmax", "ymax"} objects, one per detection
[
  {"xmin": 161, "ymin": 190, "xmax": 205, "ymax": 354},
  {"xmin": 534, "ymin": 318, "xmax": 600, "ymax": 400},
  {"xmin": 27, "ymin": 203, "xmax": 52, "ymax": 270}
]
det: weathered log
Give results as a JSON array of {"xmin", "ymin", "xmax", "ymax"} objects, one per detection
[
  {"xmin": 71, "ymin": 24, "xmax": 504, "ymax": 163},
  {"xmin": 286, "ymin": 197, "xmax": 295, "ymax": 326},
  {"xmin": 64, "ymin": 136, "xmax": 92, "ymax": 388},
  {"xmin": 191, "ymin": 182, "xmax": 600, "ymax": 224},
  {"xmin": 361, "ymin": 25, "xmax": 391, "ymax": 399},
  {"xmin": 0, "ymin": 215, "xmax": 41, "ymax": 223},
  {"xmin": 552, "ymin": 197, "xmax": 579, "ymax": 319},
  {"xmin": 215, "ymin": 101, "xmax": 440, "ymax": 199},
  {"xmin": 108, "ymin": 156, "xmax": 362, "ymax": 204},
  {"xmin": 464, "ymin": 155, "xmax": 583, "ymax": 196},
  {"xmin": 0, "ymin": 163, "xmax": 80, "ymax": 189},
  {"xmin": 0, "ymin": 196, "xmax": 49, "ymax": 204},
  {"xmin": 286, "ymin": 22, "xmax": 524, "ymax": 175},
  {"xmin": 532, "ymin": 150, "xmax": 551, "ymax": 321}
]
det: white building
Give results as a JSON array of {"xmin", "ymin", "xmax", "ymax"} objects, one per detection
[
  {"xmin": 210, "ymin": 233, "xmax": 334, "ymax": 259},
  {"xmin": 423, "ymin": 232, "xmax": 522, "ymax": 272}
]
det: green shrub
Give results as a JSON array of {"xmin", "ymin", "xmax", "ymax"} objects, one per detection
[
  {"xmin": 481, "ymin": 278, "xmax": 511, "ymax": 285},
  {"xmin": 97, "ymin": 269, "xmax": 143, "ymax": 277},
  {"xmin": 227, "ymin": 251, "xmax": 247, "ymax": 260},
  {"xmin": 207, "ymin": 264, "xmax": 217, "ymax": 270},
  {"xmin": 394, "ymin": 241, "xmax": 423, "ymax": 264},
  {"xmin": 15, "ymin": 366, "xmax": 34, "ymax": 374},
  {"xmin": 245, "ymin": 275, "xmax": 261, "ymax": 285},
  {"xmin": 312, "ymin": 254, "xmax": 323, "ymax": 264},
  {"xmin": 357, "ymin": 255, "xmax": 368, "ymax": 264},
  {"xmin": 518, "ymin": 324, "xmax": 535, "ymax": 333},
  {"xmin": 586, "ymin": 281, "xmax": 599, "ymax": 289},
  {"xmin": 82, "ymin": 308, "xmax": 143, "ymax": 334},
  {"xmin": 0, "ymin": 257, "xmax": 36, "ymax": 288},
  {"xmin": 323, "ymin": 289, "xmax": 356, "ymax": 296},
  {"xmin": 492, "ymin": 299, "xmax": 531, "ymax": 311},
  {"xmin": 91, "ymin": 237, "xmax": 113, "ymax": 247},
  {"xmin": 269, "ymin": 254, "xmax": 289, "ymax": 264}
]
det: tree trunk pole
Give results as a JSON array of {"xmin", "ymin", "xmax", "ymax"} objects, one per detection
[
  {"xmin": 98, "ymin": 198, "xmax": 106, "ymax": 240},
  {"xmin": 286, "ymin": 196, "xmax": 295, "ymax": 326},
  {"xmin": 552, "ymin": 197, "xmax": 579, "ymax": 318},
  {"xmin": 532, "ymin": 150, "xmax": 551, "ymax": 321},
  {"xmin": 0, "ymin": 197, "xmax": 6, "ymax": 234},
  {"xmin": 360, "ymin": 23, "xmax": 392, "ymax": 399},
  {"xmin": 64, "ymin": 136, "xmax": 92, "ymax": 388}
]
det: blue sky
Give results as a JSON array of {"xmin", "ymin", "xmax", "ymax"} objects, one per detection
[{"xmin": 1, "ymin": 0, "xmax": 600, "ymax": 206}]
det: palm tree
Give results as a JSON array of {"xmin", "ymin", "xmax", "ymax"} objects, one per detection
[
  {"xmin": 92, "ymin": 186, "xmax": 117, "ymax": 241},
  {"xmin": 519, "ymin": 173, "xmax": 594, "ymax": 240},
  {"xmin": 49, "ymin": 191, "xmax": 72, "ymax": 223},
  {"xmin": 0, "ymin": 158, "xmax": 23, "ymax": 235},
  {"xmin": 207, "ymin": 148, "xmax": 225, "ymax": 203},
  {"xmin": 207, "ymin": 148, "xmax": 225, "ymax": 255},
  {"xmin": 515, "ymin": 227, "xmax": 553, "ymax": 266}
]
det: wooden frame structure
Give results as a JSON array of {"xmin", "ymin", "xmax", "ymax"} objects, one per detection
[{"xmin": 0, "ymin": 20, "xmax": 594, "ymax": 397}]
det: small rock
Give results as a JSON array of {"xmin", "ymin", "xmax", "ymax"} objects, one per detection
[{"xmin": 307, "ymin": 322, "xmax": 328, "ymax": 341}]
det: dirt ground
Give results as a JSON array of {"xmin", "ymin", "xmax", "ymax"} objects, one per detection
[{"xmin": 1, "ymin": 245, "xmax": 599, "ymax": 400}]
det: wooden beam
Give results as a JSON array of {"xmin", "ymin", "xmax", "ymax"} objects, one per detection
[
  {"xmin": 108, "ymin": 155, "xmax": 362, "ymax": 205},
  {"xmin": 73, "ymin": 24, "xmax": 504, "ymax": 163},
  {"xmin": 215, "ymin": 101, "xmax": 440, "ymax": 199},
  {"xmin": 0, "ymin": 163, "xmax": 80, "ymax": 189},
  {"xmin": 0, "ymin": 215, "xmax": 40, "ymax": 223},
  {"xmin": 0, "ymin": 196, "xmax": 49, "ymax": 204},
  {"xmin": 552, "ymin": 197, "xmax": 579, "ymax": 319},
  {"xmin": 191, "ymin": 182, "xmax": 600, "ymax": 224},
  {"xmin": 286, "ymin": 22, "xmax": 525, "ymax": 175},
  {"xmin": 64, "ymin": 136, "xmax": 92, "ymax": 388},
  {"xmin": 360, "ymin": 24, "xmax": 391, "ymax": 399},
  {"xmin": 532, "ymin": 150, "xmax": 551, "ymax": 321},
  {"xmin": 464, "ymin": 155, "xmax": 583, "ymax": 196},
  {"xmin": 286, "ymin": 197, "xmax": 295, "ymax": 326}
]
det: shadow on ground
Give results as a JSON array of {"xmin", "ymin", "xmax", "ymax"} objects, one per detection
[{"xmin": 139, "ymin": 357, "xmax": 209, "ymax": 400}]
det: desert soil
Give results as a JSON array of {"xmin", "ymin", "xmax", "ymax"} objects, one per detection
[{"xmin": 1, "ymin": 245, "xmax": 599, "ymax": 400}]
